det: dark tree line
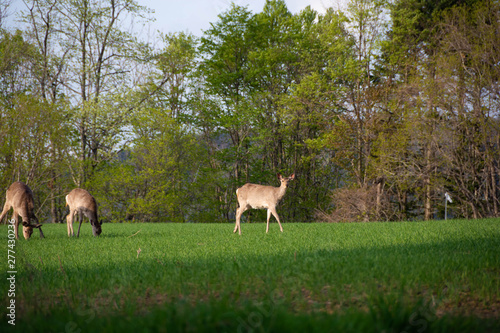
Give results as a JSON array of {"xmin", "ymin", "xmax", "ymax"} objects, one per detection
[{"xmin": 0, "ymin": 0, "xmax": 498, "ymax": 223}]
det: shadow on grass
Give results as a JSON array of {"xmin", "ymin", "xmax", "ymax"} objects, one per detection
[{"xmin": 3, "ymin": 296, "xmax": 499, "ymax": 333}]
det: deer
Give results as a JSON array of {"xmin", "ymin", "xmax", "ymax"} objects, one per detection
[
  {"xmin": 234, "ymin": 173, "xmax": 295, "ymax": 235},
  {"xmin": 65, "ymin": 188, "xmax": 102, "ymax": 237},
  {"xmin": 0, "ymin": 181, "xmax": 45, "ymax": 240}
]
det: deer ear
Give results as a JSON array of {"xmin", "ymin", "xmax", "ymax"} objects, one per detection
[
  {"xmin": 277, "ymin": 173, "xmax": 282, "ymax": 179},
  {"xmin": 290, "ymin": 174, "xmax": 295, "ymax": 180},
  {"xmin": 22, "ymin": 221, "xmax": 42, "ymax": 228}
]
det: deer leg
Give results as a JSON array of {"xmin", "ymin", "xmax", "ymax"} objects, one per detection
[
  {"xmin": 233, "ymin": 213, "xmax": 239, "ymax": 233},
  {"xmin": 266, "ymin": 209, "xmax": 273, "ymax": 233},
  {"xmin": 0, "ymin": 203, "xmax": 10, "ymax": 224},
  {"xmin": 234, "ymin": 207, "xmax": 242, "ymax": 234},
  {"xmin": 269, "ymin": 207, "xmax": 283, "ymax": 232},
  {"xmin": 38, "ymin": 226, "xmax": 45, "ymax": 239},
  {"xmin": 67, "ymin": 209, "xmax": 74, "ymax": 237},
  {"xmin": 29, "ymin": 217, "xmax": 45, "ymax": 239},
  {"xmin": 13, "ymin": 212, "xmax": 20, "ymax": 240},
  {"xmin": 77, "ymin": 211, "xmax": 83, "ymax": 237},
  {"xmin": 235, "ymin": 206, "xmax": 247, "ymax": 235}
]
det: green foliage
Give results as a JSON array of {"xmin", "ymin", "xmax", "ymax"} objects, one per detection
[
  {"xmin": 87, "ymin": 107, "xmax": 208, "ymax": 223},
  {"xmin": 0, "ymin": 30, "xmax": 36, "ymax": 95},
  {"xmin": 2, "ymin": 220, "xmax": 499, "ymax": 331},
  {"xmin": 1, "ymin": 0, "xmax": 499, "ymax": 224},
  {"xmin": 153, "ymin": 31, "xmax": 198, "ymax": 118}
]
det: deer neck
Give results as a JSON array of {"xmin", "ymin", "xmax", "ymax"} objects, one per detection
[{"xmin": 276, "ymin": 184, "xmax": 288, "ymax": 201}]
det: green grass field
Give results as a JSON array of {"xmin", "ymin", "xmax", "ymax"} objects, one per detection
[{"xmin": 1, "ymin": 219, "xmax": 500, "ymax": 332}]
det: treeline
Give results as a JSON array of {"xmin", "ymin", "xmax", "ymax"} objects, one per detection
[{"xmin": 0, "ymin": 0, "xmax": 498, "ymax": 223}]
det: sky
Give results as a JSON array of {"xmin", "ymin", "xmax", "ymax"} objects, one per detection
[
  {"xmin": 5, "ymin": 0, "xmax": 346, "ymax": 37},
  {"xmin": 147, "ymin": 0, "xmax": 339, "ymax": 36}
]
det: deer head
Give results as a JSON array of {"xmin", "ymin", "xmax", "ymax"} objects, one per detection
[{"xmin": 22, "ymin": 220, "xmax": 45, "ymax": 240}]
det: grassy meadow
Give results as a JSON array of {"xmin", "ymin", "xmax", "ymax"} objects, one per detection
[{"xmin": 1, "ymin": 219, "xmax": 500, "ymax": 332}]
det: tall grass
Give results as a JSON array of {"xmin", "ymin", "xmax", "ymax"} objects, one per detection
[{"xmin": 1, "ymin": 219, "xmax": 499, "ymax": 332}]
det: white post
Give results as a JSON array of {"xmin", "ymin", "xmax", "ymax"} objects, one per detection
[{"xmin": 445, "ymin": 192, "xmax": 452, "ymax": 220}]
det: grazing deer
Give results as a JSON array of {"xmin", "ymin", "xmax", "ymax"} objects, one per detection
[
  {"xmin": 234, "ymin": 173, "xmax": 295, "ymax": 235},
  {"xmin": 65, "ymin": 188, "xmax": 102, "ymax": 237},
  {"xmin": 0, "ymin": 182, "xmax": 45, "ymax": 240}
]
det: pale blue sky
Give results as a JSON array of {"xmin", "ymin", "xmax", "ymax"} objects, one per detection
[{"xmin": 148, "ymin": 0, "xmax": 337, "ymax": 35}]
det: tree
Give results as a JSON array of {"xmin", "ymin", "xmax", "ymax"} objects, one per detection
[
  {"xmin": 279, "ymin": 8, "xmax": 353, "ymax": 220},
  {"xmin": 0, "ymin": 28, "xmax": 72, "ymax": 223},
  {"xmin": 196, "ymin": 3, "xmax": 256, "ymax": 220},
  {"xmin": 153, "ymin": 32, "xmax": 197, "ymax": 119},
  {"xmin": 1, "ymin": 0, "xmax": 497, "ymax": 224},
  {"xmin": 36, "ymin": 0, "xmax": 153, "ymax": 185},
  {"xmin": 20, "ymin": 0, "xmax": 73, "ymax": 222},
  {"xmin": 317, "ymin": 0, "xmax": 390, "ymax": 222},
  {"xmin": 434, "ymin": 1, "xmax": 500, "ymax": 218},
  {"xmin": 0, "ymin": 0, "xmax": 11, "ymax": 29},
  {"xmin": 368, "ymin": 0, "xmax": 497, "ymax": 221}
]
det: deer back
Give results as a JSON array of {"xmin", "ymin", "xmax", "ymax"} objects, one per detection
[
  {"xmin": 6, "ymin": 182, "xmax": 37, "ymax": 220},
  {"xmin": 66, "ymin": 188, "xmax": 98, "ymax": 221},
  {"xmin": 237, "ymin": 173, "xmax": 295, "ymax": 210},
  {"xmin": 237, "ymin": 183, "xmax": 284, "ymax": 209}
]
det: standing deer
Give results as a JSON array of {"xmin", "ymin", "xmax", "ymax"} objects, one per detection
[
  {"xmin": 0, "ymin": 182, "xmax": 45, "ymax": 240},
  {"xmin": 234, "ymin": 173, "xmax": 295, "ymax": 235},
  {"xmin": 65, "ymin": 188, "xmax": 102, "ymax": 237}
]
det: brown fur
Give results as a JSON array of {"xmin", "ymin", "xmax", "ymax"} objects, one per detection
[
  {"xmin": 65, "ymin": 188, "xmax": 102, "ymax": 237},
  {"xmin": 234, "ymin": 173, "xmax": 295, "ymax": 235},
  {"xmin": 0, "ymin": 182, "xmax": 44, "ymax": 240}
]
